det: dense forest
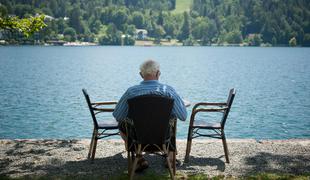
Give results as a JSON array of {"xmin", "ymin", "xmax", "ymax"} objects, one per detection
[{"xmin": 0, "ymin": 0, "xmax": 309, "ymax": 46}]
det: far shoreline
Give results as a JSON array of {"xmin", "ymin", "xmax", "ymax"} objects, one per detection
[
  {"xmin": 0, "ymin": 44, "xmax": 308, "ymax": 48},
  {"xmin": 1, "ymin": 40, "xmax": 307, "ymax": 47}
]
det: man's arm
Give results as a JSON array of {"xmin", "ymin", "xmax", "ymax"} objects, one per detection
[
  {"xmin": 113, "ymin": 91, "xmax": 129, "ymax": 122},
  {"xmin": 170, "ymin": 88, "xmax": 187, "ymax": 121}
]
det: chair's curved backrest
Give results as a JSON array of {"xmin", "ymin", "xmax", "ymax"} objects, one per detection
[
  {"xmin": 221, "ymin": 88, "xmax": 236, "ymax": 128},
  {"xmin": 82, "ymin": 89, "xmax": 99, "ymax": 129},
  {"xmin": 127, "ymin": 95, "xmax": 174, "ymax": 145}
]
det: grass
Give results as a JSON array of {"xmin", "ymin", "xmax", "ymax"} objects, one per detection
[
  {"xmin": 1, "ymin": 173, "xmax": 309, "ymax": 180},
  {"xmin": 171, "ymin": 0, "xmax": 193, "ymax": 14}
]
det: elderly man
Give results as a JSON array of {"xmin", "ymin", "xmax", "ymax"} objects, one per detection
[{"xmin": 113, "ymin": 60, "xmax": 187, "ymax": 172}]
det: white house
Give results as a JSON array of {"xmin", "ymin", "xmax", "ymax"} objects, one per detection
[{"xmin": 135, "ymin": 29, "xmax": 148, "ymax": 40}]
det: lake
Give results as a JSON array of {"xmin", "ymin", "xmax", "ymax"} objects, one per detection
[{"xmin": 0, "ymin": 46, "xmax": 309, "ymax": 139}]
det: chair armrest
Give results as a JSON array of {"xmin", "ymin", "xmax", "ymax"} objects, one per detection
[
  {"xmin": 91, "ymin": 101, "xmax": 117, "ymax": 106},
  {"xmin": 195, "ymin": 107, "xmax": 227, "ymax": 112},
  {"xmin": 191, "ymin": 107, "xmax": 228, "ymax": 118},
  {"xmin": 93, "ymin": 107, "xmax": 115, "ymax": 112},
  {"xmin": 192, "ymin": 102, "xmax": 227, "ymax": 111}
]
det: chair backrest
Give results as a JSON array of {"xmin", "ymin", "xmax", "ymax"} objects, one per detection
[
  {"xmin": 127, "ymin": 95, "xmax": 174, "ymax": 145},
  {"xmin": 82, "ymin": 89, "xmax": 99, "ymax": 129},
  {"xmin": 221, "ymin": 88, "xmax": 236, "ymax": 128}
]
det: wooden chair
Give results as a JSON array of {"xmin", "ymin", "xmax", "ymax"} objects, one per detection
[
  {"xmin": 185, "ymin": 88, "xmax": 236, "ymax": 163},
  {"xmin": 125, "ymin": 95, "xmax": 176, "ymax": 180},
  {"xmin": 82, "ymin": 89, "xmax": 119, "ymax": 162}
]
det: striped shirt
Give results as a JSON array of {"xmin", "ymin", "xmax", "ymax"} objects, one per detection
[{"xmin": 113, "ymin": 80, "xmax": 187, "ymax": 122}]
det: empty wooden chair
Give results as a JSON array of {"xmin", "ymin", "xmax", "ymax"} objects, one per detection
[
  {"xmin": 125, "ymin": 95, "xmax": 176, "ymax": 180},
  {"xmin": 82, "ymin": 89, "xmax": 119, "ymax": 162},
  {"xmin": 185, "ymin": 88, "xmax": 236, "ymax": 163}
]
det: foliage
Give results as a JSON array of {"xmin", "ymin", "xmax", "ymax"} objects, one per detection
[
  {"xmin": 98, "ymin": 23, "xmax": 122, "ymax": 45},
  {"xmin": 248, "ymin": 34, "xmax": 263, "ymax": 46},
  {"xmin": 63, "ymin": 27, "xmax": 76, "ymax": 41},
  {"xmin": 191, "ymin": 0, "xmax": 310, "ymax": 46},
  {"xmin": 0, "ymin": 15, "xmax": 46, "ymax": 37},
  {"xmin": 123, "ymin": 35, "xmax": 135, "ymax": 45},
  {"xmin": 177, "ymin": 12, "xmax": 190, "ymax": 41},
  {"xmin": 0, "ymin": 0, "xmax": 310, "ymax": 46},
  {"xmin": 183, "ymin": 35, "xmax": 195, "ymax": 46}
]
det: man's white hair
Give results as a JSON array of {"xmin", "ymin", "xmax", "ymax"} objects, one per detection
[{"xmin": 140, "ymin": 60, "xmax": 160, "ymax": 76}]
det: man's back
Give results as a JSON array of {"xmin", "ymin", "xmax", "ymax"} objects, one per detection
[{"xmin": 113, "ymin": 80, "xmax": 187, "ymax": 122}]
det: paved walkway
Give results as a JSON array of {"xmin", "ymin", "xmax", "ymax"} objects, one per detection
[{"xmin": 0, "ymin": 139, "xmax": 309, "ymax": 178}]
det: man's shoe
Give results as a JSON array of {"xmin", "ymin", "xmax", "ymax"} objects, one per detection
[{"xmin": 135, "ymin": 158, "xmax": 149, "ymax": 172}]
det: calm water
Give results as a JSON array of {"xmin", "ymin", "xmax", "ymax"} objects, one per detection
[{"xmin": 0, "ymin": 46, "xmax": 309, "ymax": 139}]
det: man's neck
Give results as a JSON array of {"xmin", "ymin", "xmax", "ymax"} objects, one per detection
[{"xmin": 143, "ymin": 76, "xmax": 158, "ymax": 81}]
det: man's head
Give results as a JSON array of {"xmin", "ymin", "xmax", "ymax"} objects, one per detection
[{"xmin": 139, "ymin": 60, "xmax": 160, "ymax": 80}]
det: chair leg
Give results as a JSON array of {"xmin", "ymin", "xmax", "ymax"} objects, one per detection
[
  {"xmin": 91, "ymin": 130, "xmax": 98, "ymax": 162},
  {"xmin": 184, "ymin": 127, "xmax": 193, "ymax": 162},
  {"xmin": 164, "ymin": 145, "xmax": 175, "ymax": 180},
  {"xmin": 221, "ymin": 132, "xmax": 230, "ymax": 163},
  {"xmin": 88, "ymin": 128, "xmax": 96, "ymax": 159},
  {"xmin": 129, "ymin": 145, "xmax": 141, "ymax": 180},
  {"xmin": 127, "ymin": 151, "xmax": 133, "ymax": 174},
  {"xmin": 172, "ymin": 151, "xmax": 176, "ymax": 175}
]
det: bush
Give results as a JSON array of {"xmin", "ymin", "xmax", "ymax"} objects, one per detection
[
  {"xmin": 123, "ymin": 35, "xmax": 135, "ymax": 45},
  {"xmin": 183, "ymin": 36, "xmax": 195, "ymax": 46},
  {"xmin": 63, "ymin": 27, "xmax": 76, "ymax": 42},
  {"xmin": 98, "ymin": 34, "xmax": 122, "ymax": 45}
]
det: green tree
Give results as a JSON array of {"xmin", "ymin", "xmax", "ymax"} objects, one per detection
[
  {"xmin": 131, "ymin": 11, "xmax": 144, "ymax": 29},
  {"xmin": 124, "ymin": 24, "xmax": 136, "ymax": 36},
  {"xmin": 0, "ymin": 4, "xmax": 8, "ymax": 16},
  {"xmin": 178, "ymin": 12, "xmax": 191, "ymax": 41},
  {"xmin": 163, "ymin": 20, "xmax": 176, "ymax": 38},
  {"xmin": 63, "ymin": 27, "xmax": 77, "ymax": 41},
  {"xmin": 183, "ymin": 35, "xmax": 195, "ymax": 46},
  {"xmin": 192, "ymin": 17, "xmax": 209, "ymax": 40},
  {"xmin": 56, "ymin": 18, "xmax": 67, "ymax": 33},
  {"xmin": 98, "ymin": 23, "xmax": 122, "ymax": 45},
  {"xmin": 157, "ymin": 11, "xmax": 164, "ymax": 26},
  {"xmin": 0, "ymin": 15, "xmax": 46, "ymax": 37},
  {"xmin": 153, "ymin": 24, "xmax": 165, "ymax": 43},
  {"xmin": 272, "ymin": 36, "xmax": 277, "ymax": 46},
  {"xmin": 224, "ymin": 30, "xmax": 243, "ymax": 44},
  {"xmin": 112, "ymin": 8, "xmax": 128, "ymax": 30},
  {"xmin": 248, "ymin": 34, "xmax": 262, "ymax": 46},
  {"xmin": 123, "ymin": 35, "xmax": 135, "ymax": 45},
  {"xmin": 303, "ymin": 34, "xmax": 310, "ymax": 47},
  {"xmin": 14, "ymin": 4, "xmax": 32, "ymax": 17},
  {"xmin": 69, "ymin": 6, "xmax": 84, "ymax": 34}
]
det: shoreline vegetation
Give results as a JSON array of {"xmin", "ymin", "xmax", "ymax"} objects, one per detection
[
  {"xmin": 0, "ymin": 139, "xmax": 309, "ymax": 179},
  {"xmin": 0, "ymin": 39, "xmax": 300, "ymax": 47}
]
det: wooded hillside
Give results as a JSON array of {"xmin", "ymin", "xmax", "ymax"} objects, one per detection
[{"xmin": 0, "ymin": 0, "xmax": 309, "ymax": 46}]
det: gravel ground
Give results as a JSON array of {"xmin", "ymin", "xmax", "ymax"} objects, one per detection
[{"xmin": 0, "ymin": 139, "xmax": 309, "ymax": 178}]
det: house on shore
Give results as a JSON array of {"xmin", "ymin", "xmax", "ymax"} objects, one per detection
[{"xmin": 135, "ymin": 29, "xmax": 148, "ymax": 40}]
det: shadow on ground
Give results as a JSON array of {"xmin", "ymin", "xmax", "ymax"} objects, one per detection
[
  {"xmin": 180, "ymin": 156, "xmax": 226, "ymax": 172},
  {"xmin": 1, "ymin": 140, "xmax": 310, "ymax": 178},
  {"xmin": 2, "ymin": 153, "xmax": 128, "ymax": 178},
  {"xmin": 243, "ymin": 152, "xmax": 310, "ymax": 175}
]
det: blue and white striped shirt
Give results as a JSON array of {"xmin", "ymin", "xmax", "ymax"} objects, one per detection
[{"xmin": 113, "ymin": 80, "xmax": 187, "ymax": 122}]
